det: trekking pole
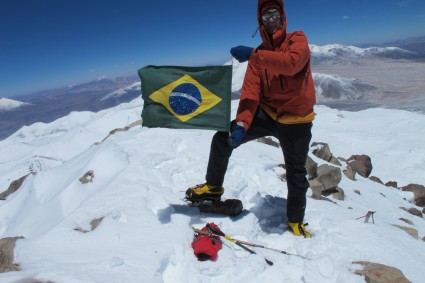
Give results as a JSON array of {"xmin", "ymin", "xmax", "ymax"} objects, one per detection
[
  {"xmin": 226, "ymin": 238, "xmax": 310, "ymax": 260},
  {"xmin": 199, "ymin": 223, "xmax": 310, "ymax": 260},
  {"xmin": 192, "ymin": 226, "xmax": 273, "ymax": 266}
]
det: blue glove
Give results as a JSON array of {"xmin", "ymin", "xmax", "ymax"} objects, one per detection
[
  {"xmin": 230, "ymin": 46, "xmax": 253, "ymax": 63},
  {"xmin": 228, "ymin": 123, "xmax": 245, "ymax": 148}
]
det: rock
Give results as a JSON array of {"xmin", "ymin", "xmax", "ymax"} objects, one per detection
[
  {"xmin": 332, "ymin": 186, "xmax": 345, "ymax": 201},
  {"xmin": 257, "ymin": 137, "xmax": 280, "ymax": 148},
  {"xmin": 353, "ymin": 261, "xmax": 412, "ymax": 283},
  {"xmin": 392, "ymin": 224, "xmax": 419, "ymax": 239},
  {"xmin": 401, "ymin": 184, "xmax": 425, "ymax": 207},
  {"xmin": 0, "ymin": 174, "xmax": 30, "ymax": 200},
  {"xmin": 79, "ymin": 170, "xmax": 95, "ymax": 184},
  {"xmin": 309, "ymin": 179, "xmax": 325, "ymax": 200},
  {"xmin": 329, "ymin": 156, "xmax": 342, "ymax": 166},
  {"xmin": 315, "ymin": 164, "xmax": 342, "ymax": 190},
  {"xmin": 75, "ymin": 217, "xmax": 104, "ymax": 233},
  {"xmin": 354, "ymin": 189, "xmax": 361, "ymax": 195},
  {"xmin": 305, "ymin": 155, "xmax": 318, "ymax": 180},
  {"xmin": 311, "ymin": 142, "xmax": 332, "ymax": 162},
  {"xmin": 0, "ymin": 236, "xmax": 24, "ymax": 273},
  {"xmin": 385, "ymin": 181, "xmax": 398, "ymax": 188},
  {"xmin": 343, "ymin": 166, "xmax": 356, "ymax": 181},
  {"xmin": 337, "ymin": 157, "xmax": 347, "ymax": 163},
  {"xmin": 399, "ymin": 218, "xmax": 414, "ymax": 225},
  {"xmin": 407, "ymin": 207, "xmax": 423, "ymax": 218},
  {"xmin": 347, "ymin": 154, "xmax": 373, "ymax": 178},
  {"xmin": 369, "ymin": 176, "xmax": 384, "ymax": 184}
]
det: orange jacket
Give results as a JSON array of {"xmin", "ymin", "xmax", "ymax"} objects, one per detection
[{"xmin": 236, "ymin": 0, "xmax": 316, "ymax": 130}]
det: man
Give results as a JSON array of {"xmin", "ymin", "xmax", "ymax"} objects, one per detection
[{"xmin": 186, "ymin": 0, "xmax": 315, "ymax": 238}]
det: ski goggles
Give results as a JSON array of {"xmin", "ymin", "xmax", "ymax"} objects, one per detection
[{"xmin": 261, "ymin": 10, "xmax": 281, "ymax": 22}]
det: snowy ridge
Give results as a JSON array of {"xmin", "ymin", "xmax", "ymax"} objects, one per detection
[
  {"xmin": 0, "ymin": 97, "xmax": 425, "ymax": 282},
  {"xmin": 309, "ymin": 44, "xmax": 416, "ymax": 59},
  {"xmin": 313, "ymin": 73, "xmax": 377, "ymax": 101},
  {"xmin": 101, "ymin": 82, "xmax": 141, "ymax": 101},
  {"xmin": 0, "ymin": 98, "xmax": 30, "ymax": 111}
]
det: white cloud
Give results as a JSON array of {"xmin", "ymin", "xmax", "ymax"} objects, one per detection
[{"xmin": 342, "ymin": 15, "xmax": 350, "ymax": 20}]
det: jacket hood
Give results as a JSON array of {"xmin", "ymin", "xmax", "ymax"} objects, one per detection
[{"xmin": 257, "ymin": 0, "xmax": 287, "ymax": 48}]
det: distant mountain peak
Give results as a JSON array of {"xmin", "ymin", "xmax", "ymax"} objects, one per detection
[
  {"xmin": 0, "ymin": 98, "xmax": 31, "ymax": 111},
  {"xmin": 309, "ymin": 43, "xmax": 419, "ymax": 64}
]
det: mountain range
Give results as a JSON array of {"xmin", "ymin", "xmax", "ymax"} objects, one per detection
[{"xmin": 1, "ymin": 41, "xmax": 424, "ymax": 141}]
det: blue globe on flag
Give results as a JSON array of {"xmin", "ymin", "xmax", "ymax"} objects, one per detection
[{"xmin": 169, "ymin": 83, "xmax": 202, "ymax": 115}]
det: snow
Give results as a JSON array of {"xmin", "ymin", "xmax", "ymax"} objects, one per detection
[
  {"xmin": 0, "ymin": 98, "xmax": 30, "ymax": 111},
  {"xmin": 225, "ymin": 59, "xmax": 248, "ymax": 93},
  {"xmin": 101, "ymin": 82, "xmax": 141, "ymax": 101},
  {"xmin": 309, "ymin": 44, "xmax": 414, "ymax": 58},
  {"xmin": 1, "ymin": 75, "xmax": 425, "ymax": 283}
]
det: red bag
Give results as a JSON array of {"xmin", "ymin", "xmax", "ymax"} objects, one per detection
[{"xmin": 191, "ymin": 222, "xmax": 222, "ymax": 261}]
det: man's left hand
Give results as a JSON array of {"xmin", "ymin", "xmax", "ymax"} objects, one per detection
[
  {"xmin": 228, "ymin": 124, "xmax": 245, "ymax": 148},
  {"xmin": 230, "ymin": 46, "xmax": 253, "ymax": 63}
]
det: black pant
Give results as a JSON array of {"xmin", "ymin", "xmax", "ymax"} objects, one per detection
[{"xmin": 206, "ymin": 108, "xmax": 312, "ymax": 223}]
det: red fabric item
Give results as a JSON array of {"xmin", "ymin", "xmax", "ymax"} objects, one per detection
[
  {"xmin": 191, "ymin": 223, "xmax": 222, "ymax": 261},
  {"xmin": 235, "ymin": 0, "xmax": 316, "ymax": 130}
]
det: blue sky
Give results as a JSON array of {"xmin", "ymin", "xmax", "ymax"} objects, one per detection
[{"xmin": 1, "ymin": 0, "xmax": 424, "ymax": 98}]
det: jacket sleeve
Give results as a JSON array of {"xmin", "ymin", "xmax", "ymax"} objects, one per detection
[
  {"xmin": 250, "ymin": 31, "xmax": 310, "ymax": 76},
  {"xmin": 235, "ymin": 62, "xmax": 261, "ymax": 130}
]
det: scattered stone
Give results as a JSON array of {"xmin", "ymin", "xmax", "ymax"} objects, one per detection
[
  {"xmin": 0, "ymin": 174, "xmax": 30, "ymax": 200},
  {"xmin": 337, "ymin": 157, "xmax": 347, "ymax": 163},
  {"xmin": 322, "ymin": 188, "xmax": 339, "ymax": 196},
  {"xmin": 354, "ymin": 189, "xmax": 361, "ymax": 195},
  {"xmin": 399, "ymin": 218, "xmax": 414, "ymax": 225},
  {"xmin": 75, "ymin": 217, "xmax": 104, "ymax": 233},
  {"xmin": 95, "ymin": 119, "xmax": 143, "ymax": 144},
  {"xmin": 257, "ymin": 137, "xmax": 280, "ymax": 148},
  {"xmin": 332, "ymin": 186, "xmax": 345, "ymax": 201},
  {"xmin": 329, "ymin": 156, "xmax": 342, "ymax": 166},
  {"xmin": 407, "ymin": 207, "xmax": 423, "ymax": 218},
  {"xmin": 369, "ymin": 176, "xmax": 384, "ymax": 184},
  {"xmin": 401, "ymin": 184, "xmax": 425, "ymax": 207},
  {"xmin": 305, "ymin": 156, "xmax": 318, "ymax": 180},
  {"xmin": 392, "ymin": 224, "xmax": 419, "ymax": 239},
  {"xmin": 315, "ymin": 164, "xmax": 342, "ymax": 190},
  {"xmin": 79, "ymin": 170, "xmax": 95, "ymax": 184},
  {"xmin": 343, "ymin": 166, "xmax": 356, "ymax": 181},
  {"xmin": 311, "ymin": 142, "xmax": 332, "ymax": 162},
  {"xmin": 347, "ymin": 154, "xmax": 372, "ymax": 178},
  {"xmin": 0, "ymin": 236, "xmax": 24, "ymax": 273},
  {"xmin": 385, "ymin": 181, "xmax": 398, "ymax": 188},
  {"xmin": 309, "ymin": 179, "xmax": 325, "ymax": 200},
  {"xmin": 353, "ymin": 261, "xmax": 412, "ymax": 283}
]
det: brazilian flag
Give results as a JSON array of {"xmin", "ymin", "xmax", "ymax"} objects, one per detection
[{"xmin": 138, "ymin": 65, "xmax": 232, "ymax": 131}]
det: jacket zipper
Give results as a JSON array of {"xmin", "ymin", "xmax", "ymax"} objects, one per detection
[
  {"xmin": 265, "ymin": 69, "xmax": 271, "ymax": 93},
  {"xmin": 279, "ymin": 75, "xmax": 284, "ymax": 91}
]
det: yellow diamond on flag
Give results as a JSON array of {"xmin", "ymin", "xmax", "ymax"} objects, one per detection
[{"xmin": 148, "ymin": 74, "xmax": 222, "ymax": 122}]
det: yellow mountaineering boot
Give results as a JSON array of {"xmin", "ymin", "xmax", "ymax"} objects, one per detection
[
  {"xmin": 288, "ymin": 222, "xmax": 311, "ymax": 238},
  {"xmin": 185, "ymin": 183, "xmax": 224, "ymax": 202}
]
